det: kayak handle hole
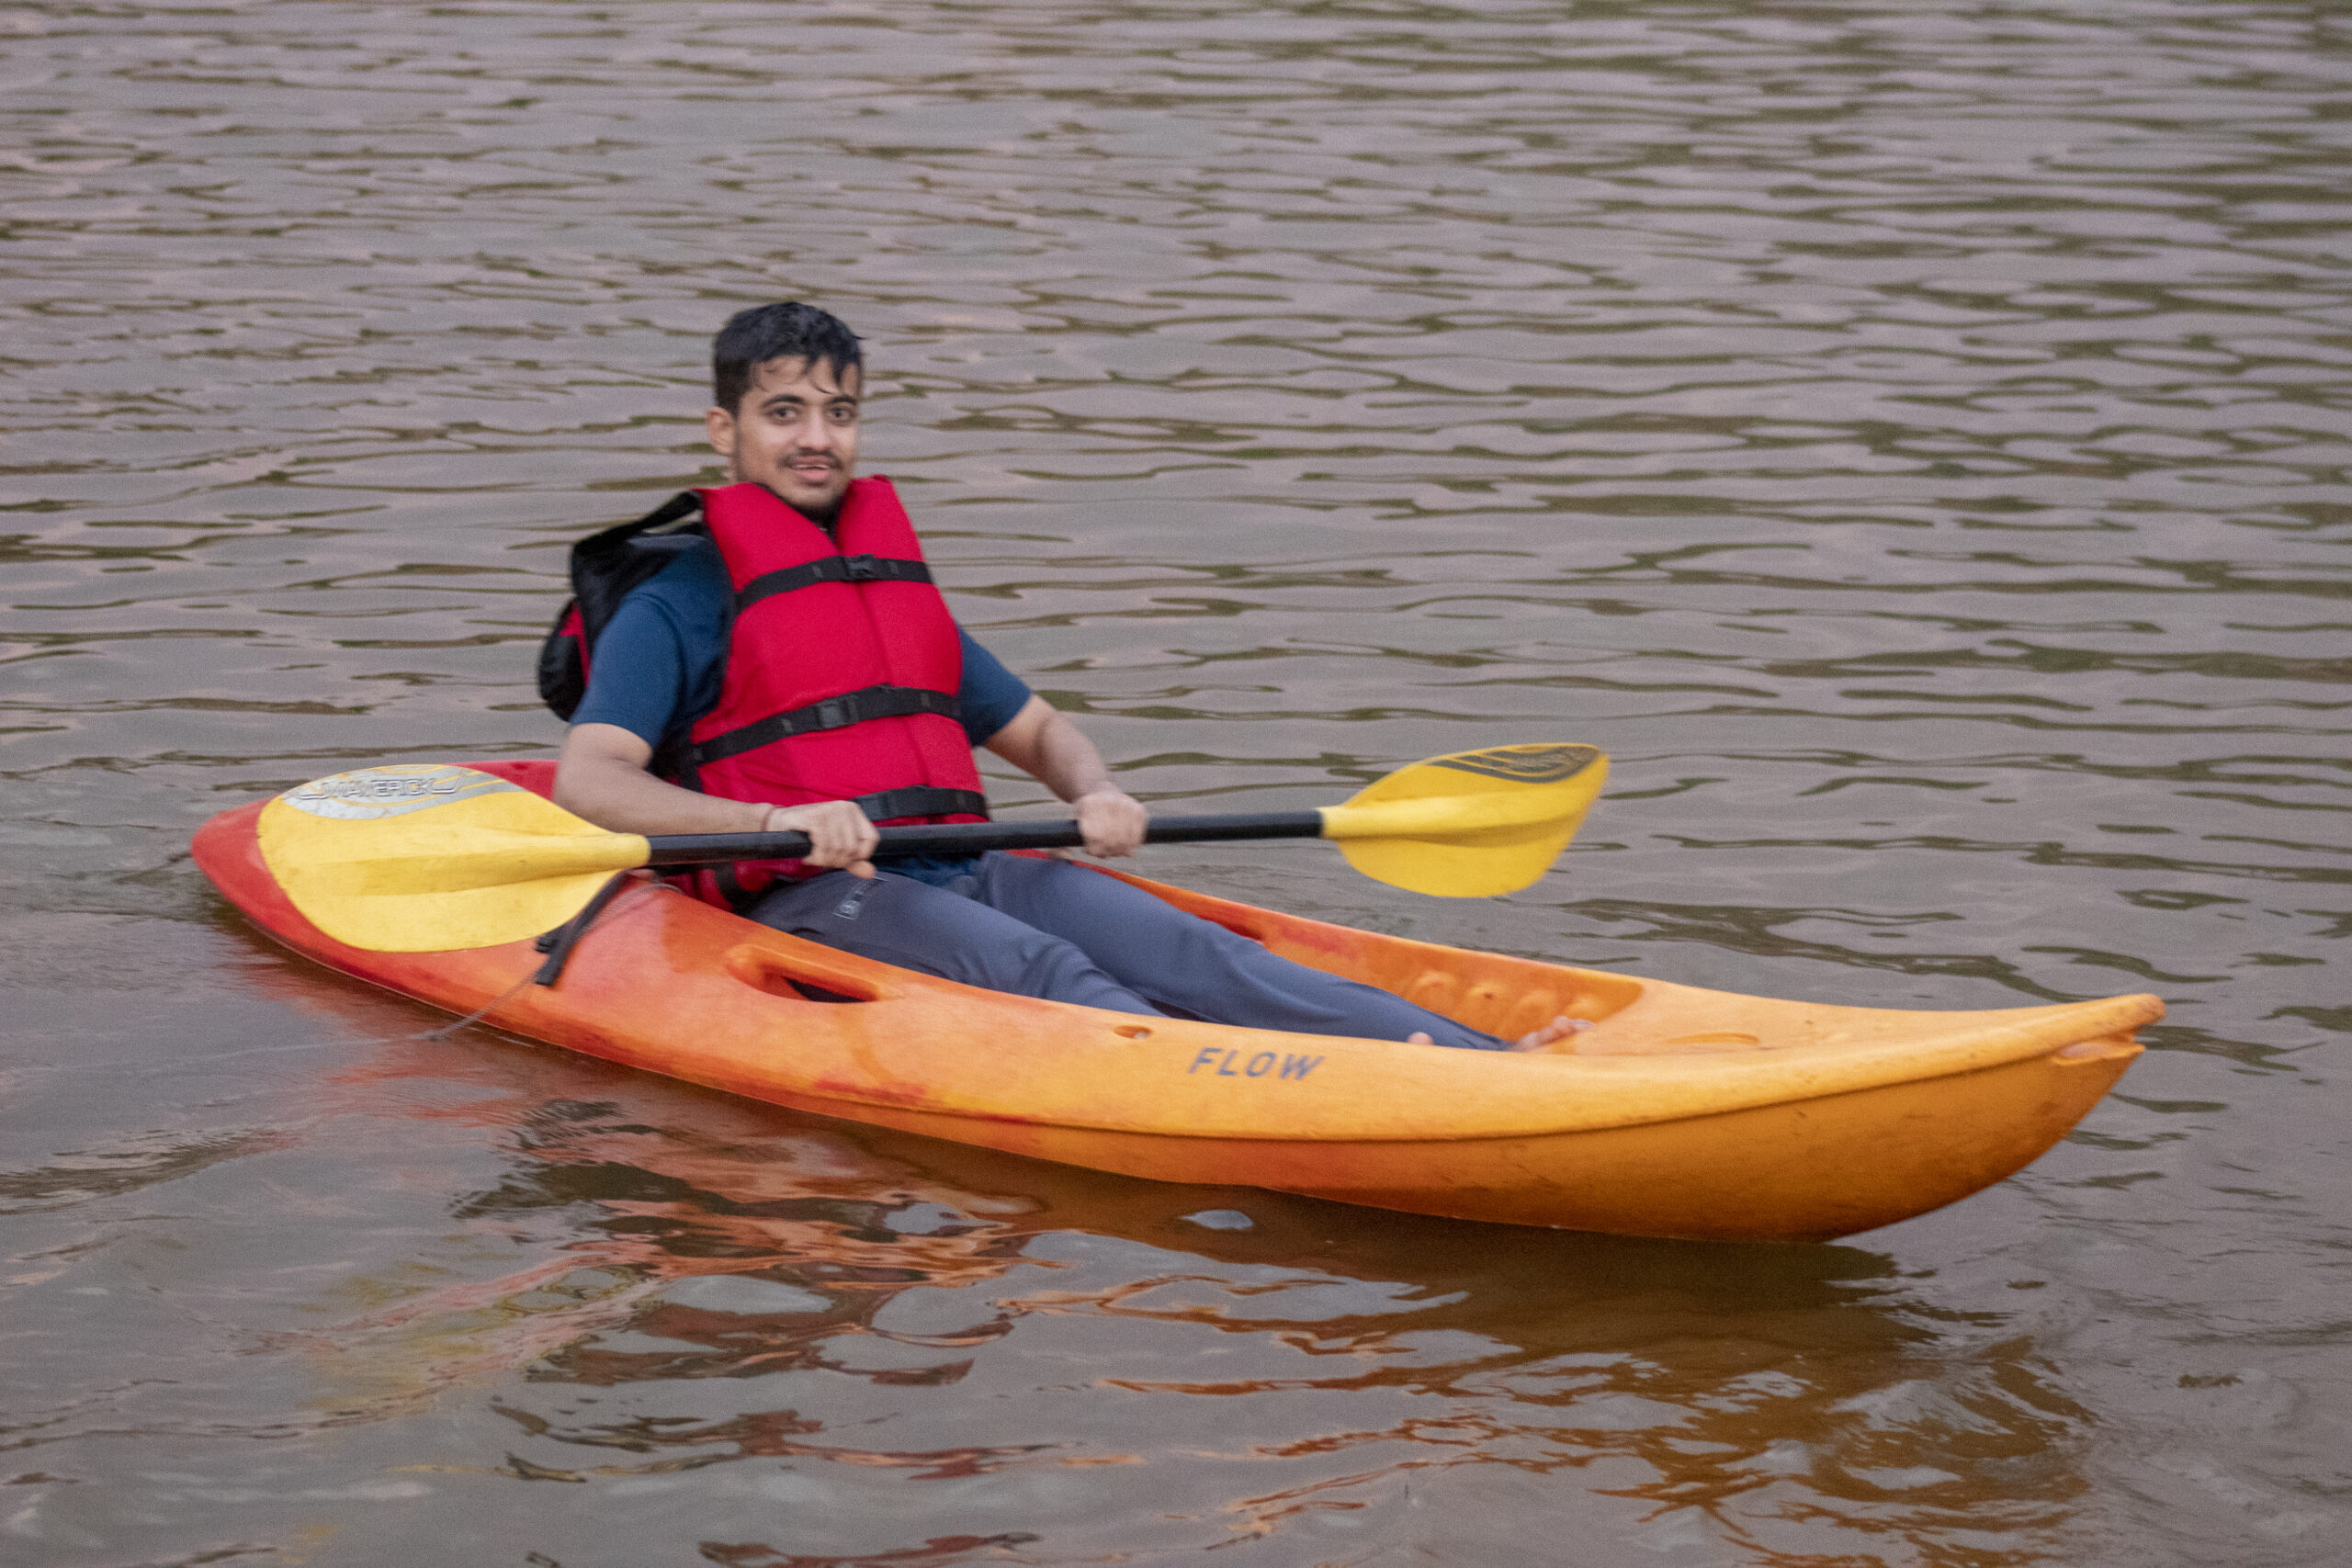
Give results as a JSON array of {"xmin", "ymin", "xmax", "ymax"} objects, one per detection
[
  {"xmin": 790, "ymin": 981, "xmax": 867, "ymax": 1005},
  {"xmin": 724, "ymin": 944, "xmax": 886, "ymax": 1004},
  {"xmin": 1114, "ymin": 1024, "xmax": 1152, "ymax": 1040}
]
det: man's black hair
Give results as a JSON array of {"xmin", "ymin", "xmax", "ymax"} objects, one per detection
[{"xmin": 711, "ymin": 302, "xmax": 863, "ymax": 412}]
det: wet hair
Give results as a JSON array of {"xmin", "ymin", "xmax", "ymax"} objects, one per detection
[{"xmin": 711, "ymin": 302, "xmax": 864, "ymax": 412}]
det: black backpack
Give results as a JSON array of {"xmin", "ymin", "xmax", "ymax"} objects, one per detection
[{"xmin": 536, "ymin": 491, "xmax": 707, "ymax": 720}]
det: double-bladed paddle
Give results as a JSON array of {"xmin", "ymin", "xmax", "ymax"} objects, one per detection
[{"xmin": 255, "ymin": 741, "xmax": 1608, "ymax": 953}]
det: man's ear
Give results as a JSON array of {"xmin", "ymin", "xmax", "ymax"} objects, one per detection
[{"xmin": 705, "ymin": 404, "xmax": 737, "ymax": 458}]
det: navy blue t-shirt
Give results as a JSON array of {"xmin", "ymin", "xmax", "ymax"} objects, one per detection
[{"xmin": 571, "ymin": 536, "xmax": 1032, "ymax": 885}]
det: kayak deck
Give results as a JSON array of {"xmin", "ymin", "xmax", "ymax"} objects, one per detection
[{"xmin": 192, "ymin": 760, "xmax": 2158, "ymax": 1241}]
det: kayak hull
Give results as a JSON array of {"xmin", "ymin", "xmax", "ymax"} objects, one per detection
[
  {"xmin": 192, "ymin": 761, "xmax": 2157, "ymax": 1242},
  {"xmin": 826, "ymin": 1043, "xmax": 2138, "ymax": 1241}
]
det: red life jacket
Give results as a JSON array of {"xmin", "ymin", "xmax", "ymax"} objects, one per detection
[{"xmin": 669, "ymin": 477, "xmax": 989, "ymax": 905}]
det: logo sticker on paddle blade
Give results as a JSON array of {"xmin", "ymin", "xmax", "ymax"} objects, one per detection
[
  {"xmin": 277, "ymin": 764, "xmax": 523, "ymax": 820},
  {"xmin": 1426, "ymin": 743, "xmax": 1600, "ymax": 785}
]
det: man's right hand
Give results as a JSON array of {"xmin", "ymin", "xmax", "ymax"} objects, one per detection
[{"xmin": 761, "ymin": 798, "xmax": 878, "ymax": 878}]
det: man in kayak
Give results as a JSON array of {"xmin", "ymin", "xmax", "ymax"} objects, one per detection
[{"xmin": 555, "ymin": 301, "xmax": 1578, "ymax": 1052}]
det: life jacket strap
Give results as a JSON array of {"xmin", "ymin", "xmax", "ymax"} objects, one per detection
[
  {"xmin": 735, "ymin": 553, "xmax": 932, "ymax": 615},
  {"xmin": 849, "ymin": 784, "xmax": 989, "ymax": 822},
  {"xmin": 687, "ymin": 683, "xmax": 962, "ymax": 770}
]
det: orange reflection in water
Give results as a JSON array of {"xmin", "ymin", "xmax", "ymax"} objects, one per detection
[{"xmin": 252, "ymin": 964, "xmax": 2096, "ymax": 1563}]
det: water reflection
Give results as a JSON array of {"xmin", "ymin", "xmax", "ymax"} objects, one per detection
[{"xmin": 272, "ymin": 1028, "xmax": 2094, "ymax": 1561}]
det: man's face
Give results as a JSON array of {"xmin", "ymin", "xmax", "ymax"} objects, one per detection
[{"xmin": 706, "ymin": 356, "xmax": 862, "ymax": 519}]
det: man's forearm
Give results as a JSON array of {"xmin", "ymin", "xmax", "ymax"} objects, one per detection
[
  {"xmin": 1035, "ymin": 715, "xmax": 1118, "ymax": 804},
  {"xmin": 981, "ymin": 696, "xmax": 1147, "ymax": 856},
  {"xmin": 555, "ymin": 725, "xmax": 768, "ymax": 835},
  {"xmin": 1001, "ymin": 706, "xmax": 1119, "ymax": 805},
  {"xmin": 555, "ymin": 725, "xmax": 881, "ymax": 873}
]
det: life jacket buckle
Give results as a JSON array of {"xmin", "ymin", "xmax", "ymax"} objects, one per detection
[
  {"xmin": 842, "ymin": 553, "xmax": 884, "ymax": 581},
  {"xmin": 815, "ymin": 694, "xmax": 857, "ymax": 729}
]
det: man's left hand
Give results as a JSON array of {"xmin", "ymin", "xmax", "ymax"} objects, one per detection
[{"xmin": 1072, "ymin": 785, "xmax": 1148, "ymax": 858}]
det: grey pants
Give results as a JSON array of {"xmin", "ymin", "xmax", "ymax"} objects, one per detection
[{"xmin": 744, "ymin": 852, "xmax": 1504, "ymax": 1051}]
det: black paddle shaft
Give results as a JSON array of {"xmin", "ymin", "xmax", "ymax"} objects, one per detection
[{"xmin": 642, "ymin": 810, "xmax": 1324, "ymax": 866}]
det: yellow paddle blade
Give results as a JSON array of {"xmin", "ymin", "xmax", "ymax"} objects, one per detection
[
  {"xmin": 1319, "ymin": 742, "xmax": 1607, "ymax": 897},
  {"xmin": 256, "ymin": 765, "xmax": 652, "ymax": 953}
]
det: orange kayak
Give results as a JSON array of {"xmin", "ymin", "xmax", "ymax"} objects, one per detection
[{"xmin": 192, "ymin": 760, "xmax": 2158, "ymax": 1242}]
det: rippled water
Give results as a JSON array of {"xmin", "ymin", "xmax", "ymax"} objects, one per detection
[{"xmin": 5, "ymin": 1, "xmax": 2347, "ymax": 1562}]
